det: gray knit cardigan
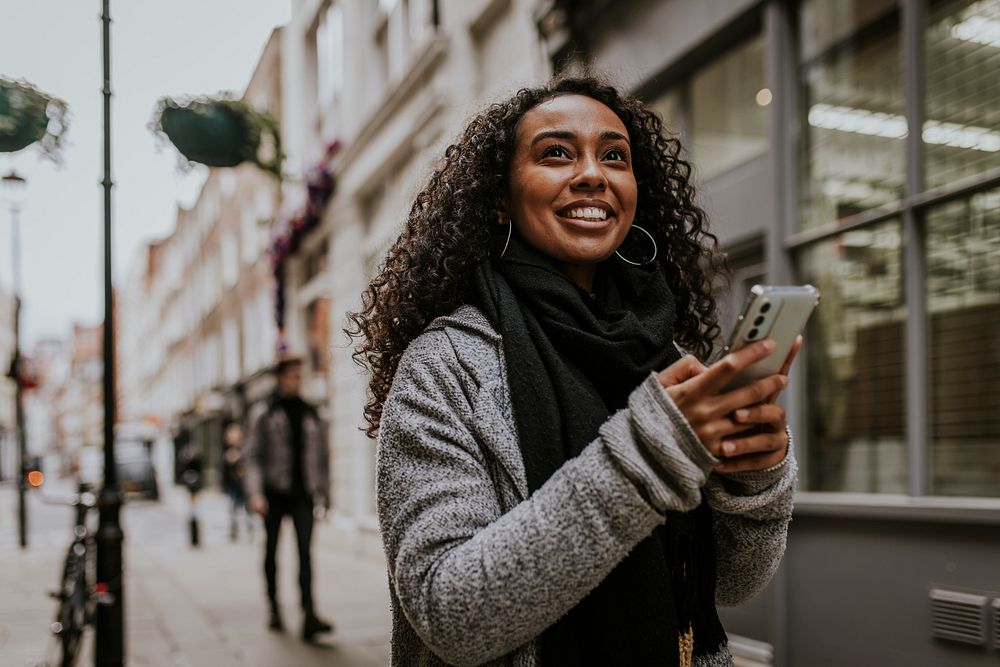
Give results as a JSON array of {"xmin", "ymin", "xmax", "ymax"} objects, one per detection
[{"xmin": 376, "ymin": 305, "xmax": 797, "ymax": 667}]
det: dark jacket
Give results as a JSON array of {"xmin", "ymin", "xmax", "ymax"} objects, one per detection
[{"xmin": 245, "ymin": 395, "xmax": 330, "ymax": 507}]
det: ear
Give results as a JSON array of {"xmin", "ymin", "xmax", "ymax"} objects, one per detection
[{"xmin": 498, "ymin": 198, "xmax": 511, "ymax": 226}]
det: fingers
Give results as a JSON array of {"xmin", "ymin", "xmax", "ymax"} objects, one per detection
[
  {"xmin": 733, "ymin": 403, "xmax": 786, "ymax": 427},
  {"xmin": 658, "ymin": 355, "xmax": 706, "ymax": 390},
  {"xmin": 714, "ymin": 428, "xmax": 789, "ymax": 469},
  {"xmin": 767, "ymin": 335, "xmax": 803, "ymax": 404},
  {"xmin": 689, "ymin": 340, "xmax": 777, "ymax": 396},
  {"xmin": 780, "ymin": 336, "xmax": 803, "ymax": 376},
  {"xmin": 714, "ymin": 374, "xmax": 787, "ymax": 416}
]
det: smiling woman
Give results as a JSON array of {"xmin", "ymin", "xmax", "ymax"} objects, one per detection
[
  {"xmin": 347, "ymin": 76, "xmax": 800, "ymax": 667},
  {"xmin": 505, "ymin": 95, "xmax": 638, "ymax": 289}
]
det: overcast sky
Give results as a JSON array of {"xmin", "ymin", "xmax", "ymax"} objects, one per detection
[{"xmin": 0, "ymin": 0, "xmax": 291, "ymax": 346}]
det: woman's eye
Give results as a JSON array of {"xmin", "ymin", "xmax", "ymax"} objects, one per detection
[
  {"xmin": 542, "ymin": 145, "xmax": 570, "ymax": 159},
  {"xmin": 604, "ymin": 149, "xmax": 628, "ymax": 162}
]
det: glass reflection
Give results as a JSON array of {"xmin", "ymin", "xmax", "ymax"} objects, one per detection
[
  {"xmin": 925, "ymin": 0, "xmax": 1000, "ymax": 190},
  {"xmin": 799, "ymin": 221, "xmax": 907, "ymax": 492},
  {"xmin": 926, "ymin": 188, "xmax": 1000, "ymax": 497},
  {"xmin": 799, "ymin": 0, "xmax": 903, "ymax": 230}
]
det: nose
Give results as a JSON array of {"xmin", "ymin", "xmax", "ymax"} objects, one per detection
[{"xmin": 572, "ymin": 153, "xmax": 607, "ymax": 191}]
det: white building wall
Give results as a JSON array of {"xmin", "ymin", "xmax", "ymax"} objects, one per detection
[{"xmin": 282, "ymin": 0, "xmax": 550, "ymax": 544}]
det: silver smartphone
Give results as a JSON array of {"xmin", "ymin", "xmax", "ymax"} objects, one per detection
[{"xmin": 722, "ymin": 284, "xmax": 820, "ymax": 391}]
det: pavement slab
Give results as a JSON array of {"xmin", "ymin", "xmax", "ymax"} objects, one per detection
[{"xmin": 0, "ymin": 483, "xmax": 391, "ymax": 667}]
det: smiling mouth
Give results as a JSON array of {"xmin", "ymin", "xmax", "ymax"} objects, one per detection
[{"xmin": 558, "ymin": 206, "xmax": 612, "ymax": 223}]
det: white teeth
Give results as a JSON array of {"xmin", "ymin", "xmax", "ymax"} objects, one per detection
[{"xmin": 564, "ymin": 207, "xmax": 608, "ymax": 221}]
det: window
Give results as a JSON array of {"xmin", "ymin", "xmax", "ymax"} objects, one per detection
[
  {"xmin": 926, "ymin": 188, "xmax": 1000, "ymax": 497},
  {"xmin": 649, "ymin": 88, "xmax": 682, "ymax": 137},
  {"xmin": 242, "ymin": 301, "xmax": 258, "ymax": 372},
  {"xmin": 307, "ymin": 297, "xmax": 331, "ymax": 374},
  {"xmin": 793, "ymin": 0, "xmax": 1000, "ymax": 498},
  {"xmin": 798, "ymin": 221, "xmax": 906, "ymax": 493},
  {"xmin": 690, "ymin": 34, "xmax": 769, "ymax": 180},
  {"xmin": 241, "ymin": 208, "xmax": 257, "ymax": 264},
  {"xmin": 799, "ymin": 0, "xmax": 903, "ymax": 230},
  {"xmin": 925, "ymin": 0, "xmax": 1000, "ymax": 190},
  {"xmin": 646, "ymin": 34, "xmax": 767, "ymax": 182},
  {"xmin": 223, "ymin": 318, "xmax": 240, "ymax": 384},
  {"xmin": 316, "ymin": 3, "xmax": 344, "ymax": 109},
  {"xmin": 373, "ymin": 0, "xmax": 435, "ymax": 95},
  {"xmin": 221, "ymin": 232, "xmax": 238, "ymax": 288}
]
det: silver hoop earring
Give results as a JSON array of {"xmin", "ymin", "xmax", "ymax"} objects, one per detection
[
  {"xmin": 615, "ymin": 224, "xmax": 658, "ymax": 266},
  {"xmin": 500, "ymin": 222, "xmax": 512, "ymax": 259}
]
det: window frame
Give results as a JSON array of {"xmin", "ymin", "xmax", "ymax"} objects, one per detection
[{"xmin": 785, "ymin": 0, "xmax": 1000, "ymax": 506}]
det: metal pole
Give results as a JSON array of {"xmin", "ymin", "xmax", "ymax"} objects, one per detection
[
  {"xmin": 94, "ymin": 0, "xmax": 125, "ymax": 664},
  {"xmin": 11, "ymin": 203, "xmax": 27, "ymax": 548}
]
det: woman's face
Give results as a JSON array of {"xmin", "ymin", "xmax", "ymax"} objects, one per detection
[{"xmin": 506, "ymin": 94, "xmax": 638, "ymax": 289}]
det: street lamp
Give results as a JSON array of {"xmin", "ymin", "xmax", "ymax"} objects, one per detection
[
  {"xmin": 1, "ymin": 169, "xmax": 28, "ymax": 549},
  {"xmin": 94, "ymin": 2, "xmax": 125, "ymax": 665}
]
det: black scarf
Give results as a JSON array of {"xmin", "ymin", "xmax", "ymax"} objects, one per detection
[{"xmin": 471, "ymin": 235, "xmax": 726, "ymax": 665}]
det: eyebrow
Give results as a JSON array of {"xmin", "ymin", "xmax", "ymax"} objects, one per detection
[{"xmin": 530, "ymin": 130, "xmax": 630, "ymax": 145}]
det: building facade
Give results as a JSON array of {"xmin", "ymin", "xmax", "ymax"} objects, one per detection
[
  {"xmin": 545, "ymin": 0, "xmax": 1000, "ymax": 665},
  {"xmin": 120, "ymin": 29, "xmax": 284, "ymax": 489},
  {"xmin": 278, "ymin": 0, "xmax": 551, "ymax": 546}
]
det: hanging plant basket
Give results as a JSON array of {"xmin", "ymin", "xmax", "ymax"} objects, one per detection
[
  {"xmin": 0, "ymin": 77, "xmax": 69, "ymax": 161},
  {"xmin": 151, "ymin": 95, "xmax": 283, "ymax": 179}
]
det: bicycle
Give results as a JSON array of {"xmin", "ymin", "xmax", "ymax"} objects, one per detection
[{"xmin": 38, "ymin": 484, "xmax": 111, "ymax": 667}]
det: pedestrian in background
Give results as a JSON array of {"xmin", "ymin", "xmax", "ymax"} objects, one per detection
[
  {"xmin": 222, "ymin": 421, "xmax": 252, "ymax": 541},
  {"xmin": 245, "ymin": 356, "xmax": 333, "ymax": 642},
  {"xmin": 347, "ymin": 76, "xmax": 800, "ymax": 666}
]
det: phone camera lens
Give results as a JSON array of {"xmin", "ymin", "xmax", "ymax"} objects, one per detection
[
  {"xmin": 753, "ymin": 315, "xmax": 765, "ymax": 326},
  {"xmin": 760, "ymin": 302, "xmax": 771, "ymax": 313},
  {"xmin": 747, "ymin": 328, "xmax": 759, "ymax": 339}
]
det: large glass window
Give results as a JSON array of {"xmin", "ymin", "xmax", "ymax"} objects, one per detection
[
  {"xmin": 799, "ymin": 221, "xmax": 907, "ymax": 492},
  {"xmin": 690, "ymin": 35, "xmax": 768, "ymax": 180},
  {"xmin": 650, "ymin": 88, "xmax": 682, "ymax": 137},
  {"xmin": 925, "ymin": 0, "xmax": 1000, "ymax": 190},
  {"xmin": 799, "ymin": 0, "xmax": 903, "ymax": 230},
  {"xmin": 926, "ymin": 188, "xmax": 1000, "ymax": 496}
]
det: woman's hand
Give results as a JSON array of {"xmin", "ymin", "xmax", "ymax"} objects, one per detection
[
  {"xmin": 717, "ymin": 336, "xmax": 802, "ymax": 473},
  {"xmin": 656, "ymin": 337, "xmax": 801, "ymax": 473}
]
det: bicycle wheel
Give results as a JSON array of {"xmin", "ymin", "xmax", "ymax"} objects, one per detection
[{"xmin": 54, "ymin": 543, "xmax": 87, "ymax": 667}]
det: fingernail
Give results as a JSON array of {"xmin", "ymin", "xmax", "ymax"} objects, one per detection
[
  {"xmin": 722, "ymin": 442, "xmax": 736, "ymax": 455},
  {"xmin": 780, "ymin": 375, "xmax": 789, "ymax": 387},
  {"xmin": 762, "ymin": 339, "xmax": 776, "ymax": 351},
  {"xmin": 735, "ymin": 409, "xmax": 749, "ymax": 420}
]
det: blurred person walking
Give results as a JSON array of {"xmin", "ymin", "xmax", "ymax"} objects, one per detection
[
  {"xmin": 245, "ymin": 356, "xmax": 334, "ymax": 642},
  {"xmin": 222, "ymin": 422, "xmax": 252, "ymax": 541}
]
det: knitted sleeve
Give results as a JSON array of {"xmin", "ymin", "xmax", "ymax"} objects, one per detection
[
  {"xmin": 377, "ymin": 334, "xmax": 719, "ymax": 666},
  {"xmin": 703, "ymin": 435, "xmax": 798, "ymax": 606}
]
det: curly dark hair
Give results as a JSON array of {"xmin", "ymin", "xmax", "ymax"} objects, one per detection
[{"xmin": 346, "ymin": 76, "xmax": 727, "ymax": 437}]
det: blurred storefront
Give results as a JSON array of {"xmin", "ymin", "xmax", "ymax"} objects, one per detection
[{"xmin": 545, "ymin": 0, "xmax": 999, "ymax": 664}]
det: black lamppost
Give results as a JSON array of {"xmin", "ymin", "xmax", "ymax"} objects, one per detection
[
  {"xmin": 1, "ymin": 169, "xmax": 27, "ymax": 550},
  {"xmin": 94, "ymin": 1, "xmax": 125, "ymax": 664}
]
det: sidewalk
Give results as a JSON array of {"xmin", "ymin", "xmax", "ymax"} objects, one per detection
[{"xmin": 0, "ymin": 485, "xmax": 391, "ymax": 667}]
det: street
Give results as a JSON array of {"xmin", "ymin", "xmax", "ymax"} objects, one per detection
[{"xmin": 0, "ymin": 482, "xmax": 391, "ymax": 667}]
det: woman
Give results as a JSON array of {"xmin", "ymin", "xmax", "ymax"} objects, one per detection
[{"xmin": 348, "ymin": 77, "xmax": 799, "ymax": 667}]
